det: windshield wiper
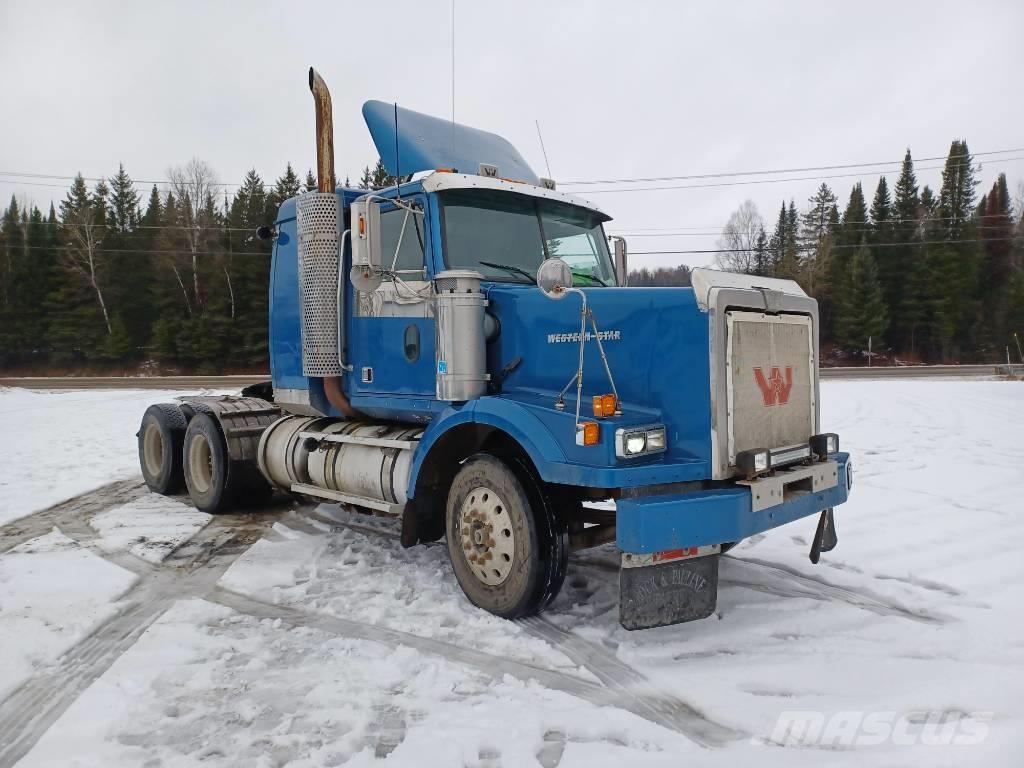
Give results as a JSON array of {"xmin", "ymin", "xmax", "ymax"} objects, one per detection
[
  {"xmin": 479, "ymin": 260, "xmax": 536, "ymax": 283},
  {"xmin": 572, "ymin": 270, "xmax": 609, "ymax": 287}
]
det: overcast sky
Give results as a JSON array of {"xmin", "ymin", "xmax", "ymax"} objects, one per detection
[{"xmin": 1, "ymin": 0, "xmax": 1021, "ymax": 268}]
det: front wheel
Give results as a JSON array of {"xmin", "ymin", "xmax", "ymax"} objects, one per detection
[{"xmin": 445, "ymin": 453, "xmax": 567, "ymax": 619}]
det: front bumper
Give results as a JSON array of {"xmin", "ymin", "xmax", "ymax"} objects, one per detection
[{"xmin": 616, "ymin": 452, "xmax": 851, "ymax": 554}]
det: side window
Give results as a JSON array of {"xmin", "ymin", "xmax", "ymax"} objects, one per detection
[{"xmin": 379, "ymin": 205, "xmax": 426, "ymax": 278}]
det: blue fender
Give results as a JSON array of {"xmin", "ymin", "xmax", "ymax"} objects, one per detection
[{"xmin": 406, "ymin": 397, "xmax": 567, "ymax": 498}]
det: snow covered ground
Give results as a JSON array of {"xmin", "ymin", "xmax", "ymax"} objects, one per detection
[
  {"xmin": 0, "ymin": 388, "xmax": 227, "ymax": 527},
  {"xmin": 0, "ymin": 380, "xmax": 1022, "ymax": 766}
]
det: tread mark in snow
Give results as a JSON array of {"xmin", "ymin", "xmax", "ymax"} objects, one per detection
[
  {"xmin": 207, "ymin": 588, "xmax": 742, "ymax": 749},
  {"xmin": 0, "ymin": 512, "xmax": 280, "ymax": 768},
  {"xmin": 0, "ymin": 478, "xmax": 147, "ymax": 556}
]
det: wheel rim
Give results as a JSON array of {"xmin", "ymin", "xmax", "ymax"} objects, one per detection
[
  {"xmin": 143, "ymin": 423, "xmax": 164, "ymax": 477},
  {"xmin": 458, "ymin": 486, "xmax": 515, "ymax": 586},
  {"xmin": 188, "ymin": 434, "xmax": 214, "ymax": 494}
]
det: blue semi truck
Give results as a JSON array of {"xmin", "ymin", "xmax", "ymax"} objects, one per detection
[{"xmin": 137, "ymin": 69, "xmax": 851, "ymax": 629}]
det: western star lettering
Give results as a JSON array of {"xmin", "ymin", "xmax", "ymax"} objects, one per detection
[{"xmin": 547, "ymin": 330, "xmax": 622, "ymax": 343}]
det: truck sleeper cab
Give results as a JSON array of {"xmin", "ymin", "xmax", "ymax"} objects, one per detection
[{"xmin": 136, "ymin": 69, "xmax": 851, "ymax": 630}]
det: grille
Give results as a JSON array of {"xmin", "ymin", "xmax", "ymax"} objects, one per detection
[
  {"xmin": 726, "ymin": 312, "xmax": 814, "ymax": 464},
  {"xmin": 296, "ymin": 193, "xmax": 342, "ymax": 376}
]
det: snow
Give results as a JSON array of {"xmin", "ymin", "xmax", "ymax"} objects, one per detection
[
  {"xmin": 90, "ymin": 493, "xmax": 211, "ymax": 563},
  {"xmin": 0, "ymin": 387, "xmax": 226, "ymax": 527},
  {"xmin": 0, "ymin": 529, "xmax": 137, "ymax": 703},
  {"xmin": 1, "ymin": 379, "xmax": 1023, "ymax": 765}
]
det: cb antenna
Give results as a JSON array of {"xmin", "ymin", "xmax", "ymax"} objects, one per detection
[{"xmin": 535, "ymin": 119, "xmax": 553, "ymax": 179}]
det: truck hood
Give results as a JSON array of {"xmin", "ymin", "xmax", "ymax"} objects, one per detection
[{"xmin": 484, "ymin": 284, "xmax": 712, "ymax": 464}]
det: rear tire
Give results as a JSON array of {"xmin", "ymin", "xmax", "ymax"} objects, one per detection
[
  {"xmin": 183, "ymin": 413, "xmax": 235, "ymax": 514},
  {"xmin": 446, "ymin": 453, "xmax": 568, "ymax": 619},
  {"xmin": 138, "ymin": 404, "xmax": 186, "ymax": 494}
]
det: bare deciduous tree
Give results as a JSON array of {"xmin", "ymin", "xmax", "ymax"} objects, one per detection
[
  {"xmin": 168, "ymin": 158, "xmax": 221, "ymax": 312},
  {"xmin": 715, "ymin": 200, "xmax": 764, "ymax": 274},
  {"xmin": 60, "ymin": 176, "xmax": 112, "ymax": 334}
]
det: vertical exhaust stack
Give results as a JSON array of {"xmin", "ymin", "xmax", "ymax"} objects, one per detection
[
  {"xmin": 301, "ymin": 67, "xmax": 355, "ymax": 418},
  {"xmin": 309, "ymin": 68, "xmax": 336, "ymax": 194}
]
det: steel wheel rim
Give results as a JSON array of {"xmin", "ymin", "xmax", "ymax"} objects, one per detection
[
  {"xmin": 459, "ymin": 486, "xmax": 515, "ymax": 586},
  {"xmin": 143, "ymin": 423, "xmax": 164, "ymax": 477},
  {"xmin": 188, "ymin": 435, "xmax": 213, "ymax": 494}
]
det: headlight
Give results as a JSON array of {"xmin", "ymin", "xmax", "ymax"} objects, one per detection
[
  {"xmin": 646, "ymin": 427, "xmax": 666, "ymax": 452},
  {"xmin": 616, "ymin": 425, "xmax": 668, "ymax": 459},
  {"xmin": 625, "ymin": 433, "xmax": 647, "ymax": 455},
  {"xmin": 810, "ymin": 433, "xmax": 839, "ymax": 460},
  {"xmin": 736, "ymin": 448, "xmax": 771, "ymax": 477}
]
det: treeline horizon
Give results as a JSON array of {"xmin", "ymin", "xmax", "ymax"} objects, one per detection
[
  {"xmin": 711, "ymin": 141, "xmax": 1024, "ymax": 363},
  {"xmin": 1, "ymin": 142, "xmax": 1022, "ymax": 375},
  {"xmin": 0, "ymin": 160, "xmax": 396, "ymax": 374}
]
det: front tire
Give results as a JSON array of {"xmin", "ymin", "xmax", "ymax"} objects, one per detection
[
  {"xmin": 183, "ymin": 413, "xmax": 235, "ymax": 514},
  {"xmin": 446, "ymin": 453, "xmax": 567, "ymax": 619}
]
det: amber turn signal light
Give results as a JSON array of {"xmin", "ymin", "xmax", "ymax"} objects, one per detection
[
  {"xmin": 592, "ymin": 394, "xmax": 618, "ymax": 418},
  {"xmin": 576, "ymin": 421, "xmax": 600, "ymax": 446}
]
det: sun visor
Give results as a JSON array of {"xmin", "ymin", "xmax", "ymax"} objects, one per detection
[{"xmin": 362, "ymin": 100, "xmax": 540, "ymax": 185}]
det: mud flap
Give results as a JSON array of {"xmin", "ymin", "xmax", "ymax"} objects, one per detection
[
  {"xmin": 619, "ymin": 552, "xmax": 720, "ymax": 630},
  {"xmin": 809, "ymin": 507, "xmax": 838, "ymax": 564}
]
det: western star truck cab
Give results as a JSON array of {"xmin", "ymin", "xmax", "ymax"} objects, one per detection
[{"xmin": 136, "ymin": 69, "xmax": 851, "ymax": 629}]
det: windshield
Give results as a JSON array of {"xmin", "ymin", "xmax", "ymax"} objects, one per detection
[{"xmin": 439, "ymin": 189, "xmax": 615, "ymax": 286}]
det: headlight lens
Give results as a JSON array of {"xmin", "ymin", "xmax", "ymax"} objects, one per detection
[
  {"xmin": 645, "ymin": 427, "xmax": 666, "ymax": 451},
  {"xmin": 754, "ymin": 450, "xmax": 769, "ymax": 472},
  {"xmin": 625, "ymin": 433, "xmax": 647, "ymax": 455},
  {"xmin": 826, "ymin": 434, "xmax": 839, "ymax": 454},
  {"xmin": 616, "ymin": 425, "xmax": 668, "ymax": 458}
]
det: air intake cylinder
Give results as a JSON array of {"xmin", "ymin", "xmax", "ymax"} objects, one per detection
[{"xmin": 434, "ymin": 270, "xmax": 489, "ymax": 401}]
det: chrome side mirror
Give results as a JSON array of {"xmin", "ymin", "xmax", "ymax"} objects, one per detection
[
  {"xmin": 536, "ymin": 258, "xmax": 573, "ymax": 300},
  {"xmin": 350, "ymin": 200, "xmax": 383, "ymax": 292}
]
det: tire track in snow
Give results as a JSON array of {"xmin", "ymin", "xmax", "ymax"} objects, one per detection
[
  {"xmin": 517, "ymin": 616, "xmax": 742, "ymax": 747},
  {"xmin": 722, "ymin": 556, "xmax": 947, "ymax": 624},
  {"xmin": 0, "ymin": 512, "xmax": 280, "ymax": 768},
  {"xmin": 209, "ymin": 588, "xmax": 742, "ymax": 749},
  {"xmin": 0, "ymin": 478, "xmax": 147, "ymax": 556},
  {"xmin": 259, "ymin": 510, "xmax": 744, "ymax": 747}
]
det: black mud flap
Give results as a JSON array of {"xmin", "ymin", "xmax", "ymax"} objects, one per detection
[
  {"xmin": 809, "ymin": 507, "xmax": 838, "ymax": 564},
  {"xmin": 619, "ymin": 554, "xmax": 719, "ymax": 631}
]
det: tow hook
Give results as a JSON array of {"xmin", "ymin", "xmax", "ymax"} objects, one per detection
[{"xmin": 809, "ymin": 508, "xmax": 838, "ymax": 564}]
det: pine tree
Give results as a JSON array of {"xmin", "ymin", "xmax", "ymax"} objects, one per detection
[
  {"xmin": 835, "ymin": 245, "xmax": 888, "ymax": 353},
  {"xmin": 226, "ymin": 169, "xmax": 271, "ymax": 367},
  {"xmin": 937, "ymin": 139, "xmax": 982, "ymax": 355},
  {"xmin": 268, "ymin": 163, "xmax": 302, "ymax": 212},
  {"xmin": 104, "ymin": 165, "xmax": 150, "ymax": 356},
  {"xmin": 978, "ymin": 173, "xmax": 1015, "ymax": 348},
  {"xmin": 799, "ymin": 183, "xmax": 838, "ymax": 298},
  {"xmin": 303, "ymin": 169, "xmax": 317, "ymax": 193},
  {"xmin": 887, "ymin": 150, "xmax": 921, "ymax": 353},
  {"xmin": 0, "ymin": 197, "xmax": 28, "ymax": 364}
]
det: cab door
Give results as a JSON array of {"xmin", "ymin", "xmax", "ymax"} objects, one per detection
[{"xmin": 347, "ymin": 194, "xmax": 437, "ymax": 399}]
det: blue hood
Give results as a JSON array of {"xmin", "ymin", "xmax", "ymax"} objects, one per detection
[{"xmin": 485, "ymin": 285, "xmax": 713, "ymax": 465}]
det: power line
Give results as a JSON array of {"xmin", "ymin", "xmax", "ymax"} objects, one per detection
[
  {"xmin": 571, "ymin": 157, "xmax": 1024, "ymax": 195},
  {"xmin": 560, "ymin": 147, "xmax": 1024, "ymax": 186},
  {"xmin": 8, "ymin": 236, "xmax": 1015, "ymax": 259},
  {"xmin": 617, "ymin": 223, "xmax": 1017, "ymax": 237},
  {"xmin": 629, "ymin": 237, "xmax": 1017, "ymax": 256}
]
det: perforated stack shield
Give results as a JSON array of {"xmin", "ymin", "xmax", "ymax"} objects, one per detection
[{"xmin": 295, "ymin": 192, "xmax": 342, "ymax": 376}]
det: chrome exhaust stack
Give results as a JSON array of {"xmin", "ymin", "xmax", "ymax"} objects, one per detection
[{"xmin": 298, "ymin": 67, "xmax": 354, "ymax": 417}]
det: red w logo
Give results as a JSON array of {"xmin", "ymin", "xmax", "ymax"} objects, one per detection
[{"xmin": 753, "ymin": 366, "xmax": 794, "ymax": 406}]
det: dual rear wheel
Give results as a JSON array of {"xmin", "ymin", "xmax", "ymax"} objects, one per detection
[{"xmin": 138, "ymin": 406, "xmax": 268, "ymax": 514}]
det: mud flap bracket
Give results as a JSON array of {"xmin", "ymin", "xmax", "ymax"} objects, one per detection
[{"xmin": 619, "ymin": 549, "xmax": 720, "ymax": 630}]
